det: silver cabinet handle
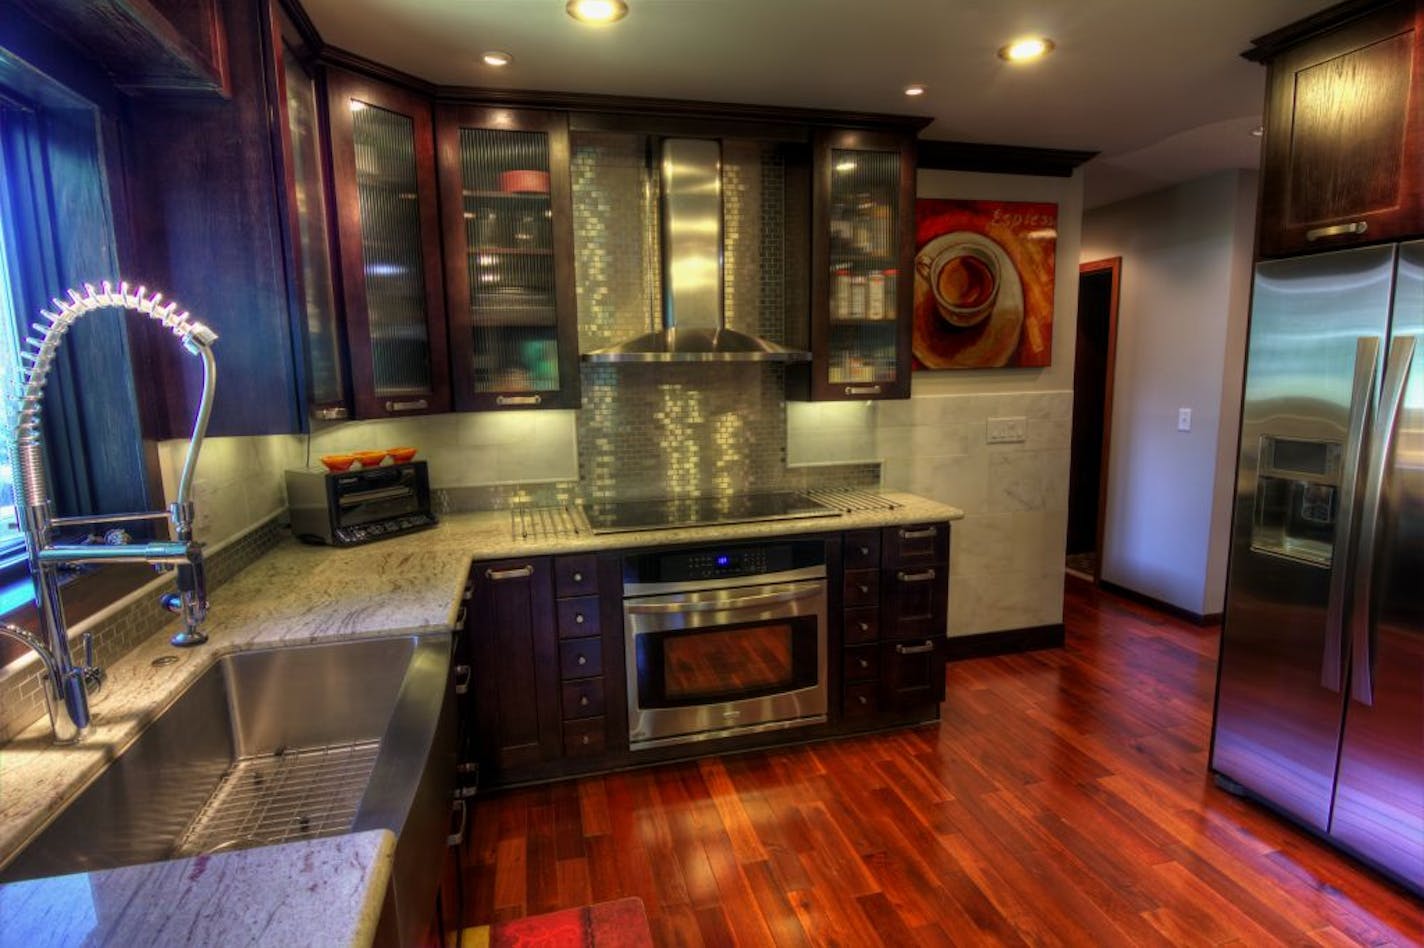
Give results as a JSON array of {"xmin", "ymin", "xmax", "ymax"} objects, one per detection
[
  {"xmin": 857, "ymin": 694, "xmax": 868, "ymax": 705},
  {"xmin": 453, "ymin": 664, "xmax": 472, "ymax": 695},
  {"xmin": 896, "ymin": 641, "xmax": 935, "ymax": 655},
  {"xmin": 858, "ymin": 546, "xmax": 870, "ymax": 556},
  {"xmin": 314, "ymin": 406, "xmax": 348, "ymax": 420},
  {"xmin": 446, "ymin": 798, "xmax": 467, "ymax": 846},
  {"xmin": 1305, "ymin": 221, "xmax": 1367, "ymax": 242},
  {"xmin": 857, "ymin": 658, "xmax": 869, "ymax": 669},
  {"xmin": 574, "ymin": 612, "xmax": 586, "ymax": 624},
  {"xmin": 454, "ymin": 606, "xmax": 468, "ymax": 632},
  {"xmin": 897, "ymin": 568, "xmax": 936, "ymax": 583},
  {"xmin": 857, "ymin": 584, "xmax": 870, "ymax": 594},
  {"xmin": 857, "ymin": 621, "xmax": 870, "ymax": 632},
  {"xmin": 497, "ymin": 394, "xmax": 542, "ymax": 406},
  {"xmin": 576, "ymin": 654, "xmax": 587, "ymax": 666},
  {"xmin": 384, "ymin": 398, "xmax": 428, "ymax": 412},
  {"xmin": 898, "ymin": 526, "xmax": 937, "ymax": 540},
  {"xmin": 486, "ymin": 564, "xmax": 534, "ymax": 581},
  {"xmin": 572, "ymin": 571, "xmax": 584, "ymax": 582},
  {"xmin": 1322, "ymin": 337, "xmax": 1379, "ymax": 693},
  {"xmin": 1349, "ymin": 334, "xmax": 1415, "ymax": 706},
  {"xmin": 845, "ymin": 385, "xmax": 882, "ymax": 396},
  {"xmin": 579, "ymin": 695, "xmax": 590, "ymax": 707}
]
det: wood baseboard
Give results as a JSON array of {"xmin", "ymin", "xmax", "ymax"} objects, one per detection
[
  {"xmin": 945, "ymin": 623, "xmax": 1065, "ymax": 660},
  {"xmin": 1097, "ymin": 579, "xmax": 1223, "ymax": 626}
]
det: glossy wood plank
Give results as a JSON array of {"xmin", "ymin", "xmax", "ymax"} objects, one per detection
[{"xmin": 462, "ymin": 578, "xmax": 1424, "ymax": 945}]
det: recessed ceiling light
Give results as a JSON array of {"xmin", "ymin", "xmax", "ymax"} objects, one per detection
[
  {"xmin": 482, "ymin": 51, "xmax": 513, "ymax": 67},
  {"xmin": 998, "ymin": 37, "xmax": 1055, "ymax": 62},
  {"xmin": 567, "ymin": 0, "xmax": 628, "ymax": 23},
  {"xmin": 903, "ymin": 84, "xmax": 926, "ymax": 97}
]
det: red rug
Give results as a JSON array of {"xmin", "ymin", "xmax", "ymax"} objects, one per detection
[{"xmin": 453, "ymin": 897, "xmax": 654, "ymax": 948}]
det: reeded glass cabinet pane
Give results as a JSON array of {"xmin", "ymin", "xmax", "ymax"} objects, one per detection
[
  {"xmin": 282, "ymin": 45, "xmax": 344, "ymax": 409},
  {"xmin": 351, "ymin": 101, "xmax": 432, "ymax": 394},
  {"xmin": 460, "ymin": 127, "xmax": 559, "ymax": 393},
  {"xmin": 826, "ymin": 147, "xmax": 901, "ymax": 385}
]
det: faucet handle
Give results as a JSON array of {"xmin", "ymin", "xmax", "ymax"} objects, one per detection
[
  {"xmin": 159, "ymin": 591, "xmax": 182, "ymax": 614},
  {"xmin": 79, "ymin": 631, "xmax": 105, "ymax": 694}
]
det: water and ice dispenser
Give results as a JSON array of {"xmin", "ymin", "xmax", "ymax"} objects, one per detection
[{"xmin": 1251, "ymin": 436, "xmax": 1343, "ymax": 567}]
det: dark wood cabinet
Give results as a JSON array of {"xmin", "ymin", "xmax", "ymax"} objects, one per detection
[
  {"xmin": 436, "ymin": 105, "xmax": 581, "ymax": 411},
  {"xmin": 326, "ymin": 68, "xmax": 451, "ymax": 417},
  {"xmin": 1253, "ymin": 0, "xmax": 1424, "ymax": 256},
  {"xmin": 792, "ymin": 127, "xmax": 917, "ymax": 400},
  {"xmin": 468, "ymin": 557, "xmax": 560, "ymax": 780}
]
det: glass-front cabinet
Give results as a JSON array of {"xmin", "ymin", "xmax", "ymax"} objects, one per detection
[
  {"xmin": 436, "ymin": 106, "xmax": 579, "ymax": 410},
  {"xmin": 802, "ymin": 128, "xmax": 915, "ymax": 400},
  {"xmin": 325, "ymin": 69, "xmax": 450, "ymax": 417}
]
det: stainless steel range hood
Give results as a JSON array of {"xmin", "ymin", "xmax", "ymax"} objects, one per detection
[{"xmin": 582, "ymin": 138, "xmax": 809, "ymax": 364}]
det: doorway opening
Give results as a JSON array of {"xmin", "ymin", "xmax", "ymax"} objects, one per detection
[{"xmin": 1067, "ymin": 258, "xmax": 1120, "ymax": 582}]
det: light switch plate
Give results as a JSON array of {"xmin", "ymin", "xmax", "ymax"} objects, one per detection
[
  {"xmin": 986, "ymin": 416, "xmax": 1027, "ymax": 444},
  {"xmin": 1178, "ymin": 408, "xmax": 1192, "ymax": 432}
]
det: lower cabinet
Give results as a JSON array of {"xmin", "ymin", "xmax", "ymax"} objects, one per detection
[{"xmin": 466, "ymin": 522, "xmax": 950, "ymax": 789}]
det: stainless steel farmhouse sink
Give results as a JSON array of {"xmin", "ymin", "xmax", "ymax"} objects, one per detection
[{"xmin": 0, "ymin": 633, "xmax": 455, "ymax": 945}]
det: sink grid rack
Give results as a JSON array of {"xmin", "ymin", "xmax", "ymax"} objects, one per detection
[
  {"xmin": 174, "ymin": 738, "xmax": 381, "ymax": 857},
  {"xmin": 802, "ymin": 487, "xmax": 902, "ymax": 513},
  {"xmin": 510, "ymin": 503, "xmax": 590, "ymax": 541}
]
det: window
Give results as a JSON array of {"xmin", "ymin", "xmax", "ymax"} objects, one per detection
[{"xmin": 0, "ymin": 196, "xmax": 27, "ymax": 608}]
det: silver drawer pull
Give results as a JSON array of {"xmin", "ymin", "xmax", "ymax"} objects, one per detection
[
  {"xmin": 497, "ymin": 394, "xmax": 542, "ymax": 406},
  {"xmin": 579, "ymin": 695, "xmax": 590, "ymax": 707},
  {"xmin": 858, "ymin": 584, "xmax": 870, "ymax": 594},
  {"xmin": 446, "ymin": 798, "xmax": 468, "ymax": 847},
  {"xmin": 897, "ymin": 568, "xmax": 936, "ymax": 583},
  {"xmin": 857, "ymin": 658, "xmax": 869, "ymax": 669},
  {"xmin": 314, "ymin": 406, "xmax": 348, "ymax": 420},
  {"xmin": 1306, "ymin": 221, "xmax": 1367, "ymax": 242},
  {"xmin": 899, "ymin": 526, "xmax": 937, "ymax": 540},
  {"xmin": 454, "ymin": 606, "xmax": 468, "ymax": 632},
  {"xmin": 576, "ymin": 654, "xmax": 587, "ymax": 666},
  {"xmin": 858, "ymin": 546, "xmax": 870, "ymax": 556},
  {"xmin": 574, "ymin": 612, "xmax": 586, "ymax": 624},
  {"xmin": 844, "ymin": 385, "xmax": 882, "ymax": 396},
  {"xmin": 384, "ymin": 398, "xmax": 429, "ymax": 412},
  {"xmin": 453, "ymin": 664, "xmax": 472, "ymax": 695},
  {"xmin": 572, "ymin": 571, "xmax": 584, "ymax": 582},
  {"xmin": 857, "ymin": 695, "xmax": 868, "ymax": 705},
  {"xmin": 858, "ymin": 621, "xmax": 870, "ymax": 632},
  {"xmin": 896, "ymin": 641, "xmax": 935, "ymax": 655},
  {"xmin": 486, "ymin": 565, "xmax": 534, "ymax": 581}
]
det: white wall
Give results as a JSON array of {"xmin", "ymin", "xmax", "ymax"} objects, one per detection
[
  {"xmin": 1080, "ymin": 169, "xmax": 1255, "ymax": 615},
  {"xmin": 791, "ymin": 167, "xmax": 1083, "ymax": 637}
]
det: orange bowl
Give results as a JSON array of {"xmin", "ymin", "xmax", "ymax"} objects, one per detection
[
  {"xmin": 320, "ymin": 453, "xmax": 356, "ymax": 472},
  {"xmin": 353, "ymin": 450, "xmax": 388, "ymax": 468},
  {"xmin": 387, "ymin": 446, "xmax": 417, "ymax": 463}
]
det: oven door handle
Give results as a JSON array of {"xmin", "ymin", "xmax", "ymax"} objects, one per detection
[{"xmin": 625, "ymin": 585, "xmax": 822, "ymax": 615}]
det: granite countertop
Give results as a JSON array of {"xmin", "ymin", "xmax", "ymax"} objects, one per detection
[{"xmin": 0, "ymin": 490, "xmax": 961, "ymax": 945}]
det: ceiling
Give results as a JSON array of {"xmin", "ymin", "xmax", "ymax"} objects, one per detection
[{"xmin": 301, "ymin": 0, "xmax": 1339, "ymax": 209}]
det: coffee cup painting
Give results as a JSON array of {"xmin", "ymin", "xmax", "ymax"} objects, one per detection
[{"xmin": 912, "ymin": 199, "xmax": 1057, "ymax": 369}]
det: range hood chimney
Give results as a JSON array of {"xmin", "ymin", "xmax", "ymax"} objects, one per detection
[{"xmin": 582, "ymin": 138, "xmax": 809, "ymax": 363}]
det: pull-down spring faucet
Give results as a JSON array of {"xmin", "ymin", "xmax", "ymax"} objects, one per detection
[{"xmin": 9, "ymin": 281, "xmax": 217, "ymax": 743}]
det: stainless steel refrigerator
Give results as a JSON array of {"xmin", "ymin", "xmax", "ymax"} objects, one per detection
[{"xmin": 1211, "ymin": 239, "xmax": 1422, "ymax": 895}]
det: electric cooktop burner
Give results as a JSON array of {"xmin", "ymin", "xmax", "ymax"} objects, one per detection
[{"xmin": 583, "ymin": 490, "xmax": 842, "ymax": 534}]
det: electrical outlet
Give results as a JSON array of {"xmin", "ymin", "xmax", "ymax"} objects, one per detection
[
  {"xmin": 1178, "ymin": 407, "xmax": 1192, "ymax": 432},
  {"xmin": 986, "ymin": 416, "xmax": 1027, "ymax": 444}
]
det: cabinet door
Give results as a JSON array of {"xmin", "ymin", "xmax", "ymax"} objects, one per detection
[
  {"xmin": 326, "ymin": 69, "xmax": 451, "ymax": 417},
  {"xmin": 804, "ymin": 128, "xmax": 915, "ymax": 400},
  {"xmin": 469, "ymin": 558, "xmax": 561, "ymax": 776},
  {"xmin": 880, "ymin": 637, "xmax": 946, "ymax": 713},
  {"xmin": 437, "ymin": 106, "xmax": 580, "ymax": 410},
  {"xmin": 1257, "ymin": 1, "xmax": 1424, "ymax": 256},
  {"xmin": 268, "ymin": 5, "xmax": 348, "ymax": 421}
]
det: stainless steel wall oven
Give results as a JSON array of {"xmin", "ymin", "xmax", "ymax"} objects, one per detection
[{"xmin": 623, "ymin": 538, "xmax": 828, "ymax": 750}]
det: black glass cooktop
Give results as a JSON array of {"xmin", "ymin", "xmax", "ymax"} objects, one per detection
[{"xmin": 583, "ymin": 490, "xmax": 841, "ymax": 534}]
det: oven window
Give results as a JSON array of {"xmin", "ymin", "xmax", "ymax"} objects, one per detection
[
  {"xmin": 636, "ymin": 614, "xmax": 819, "ymax": 708},
  {"xmin": 665, "ymin": 623, "xmax": 794, "ymax": 701}
]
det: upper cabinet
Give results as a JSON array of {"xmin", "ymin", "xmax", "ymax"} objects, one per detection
[
  {"xmin": 436, "ymin": 106, "xmax": 580, "ymax": 411},
  {"xmin": 326, "ymin": 69, "xmax": 451, "ymax": 417},
  {"xmin": 793, "ymin": 128, "xmax": 916, "ymax": 400},
  {"xmin": 1253, "ymin": 0, "xmax": 1424, "ymax": 257},
  {"xmin": 268, "ymin": 4, "xmax": 348, "ymax": 421}
]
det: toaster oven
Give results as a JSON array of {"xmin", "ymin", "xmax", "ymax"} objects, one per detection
[{"xmin": 286, "ymin": 461, "xmax": 437, "ymax": 546}]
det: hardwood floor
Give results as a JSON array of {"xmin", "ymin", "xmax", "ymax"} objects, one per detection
[{"xmin": 460, "ymin": 577, "xmax": 1423, "ymax": 945}]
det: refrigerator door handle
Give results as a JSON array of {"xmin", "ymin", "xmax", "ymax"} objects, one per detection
[
  {"xmin": 1322, "ymin": 337, "xmax": 1381, "ymax": 692},
  {"xmin": 1349, "ymin": 334, "xmax": 1416, "ymax": 706}
]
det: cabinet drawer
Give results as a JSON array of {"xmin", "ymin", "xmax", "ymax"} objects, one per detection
[
  {"xmin": 844, "ymin": 607, "xmax": 879, "ymax": 645},
  {"xmin": 844, "ymin": 645, "xmax": 879, "ymax": 683},
  {"xmin": 555, "ymin": 554, "xmax": 598, "ymax": 597},
  {"xmin": 880, "ymin": 637, "xmax": 946, "ymax": 712},
  {"xmin": 563, "ymin": 717, "xmax": 606, "ymax": 757},
  {"xmin": 882, "ymin": 523, "xmax": 949, "ymax": 567},
  {"xmin": 559, "ymin": 638, "xmax": 603, "ymax": 679},
  {"xmin": 562, "ymin": 678, "xmax": 605, "ymax": 719},
  {"xmin": 882, "ymin": 564, "xmax": 947, "ymax": 639},
  {"xmin": 843, "ymin": 530, "xmax": 881, "ymax": 570},
  {"xmin": 557, "ymin": 596, "xmax": 601, "ymax": 639},
  {"xmin": 843, "ymin": 569, "xmax": 880, "ymax": 608},
  {"xmin": 844, "ymin": 682, "xmax": 879, "ymax": 719}
]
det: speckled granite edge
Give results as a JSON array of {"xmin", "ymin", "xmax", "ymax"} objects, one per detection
[{"xmin": 0, "ymin": 829, "xmax": 395, "ymax": 948}]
